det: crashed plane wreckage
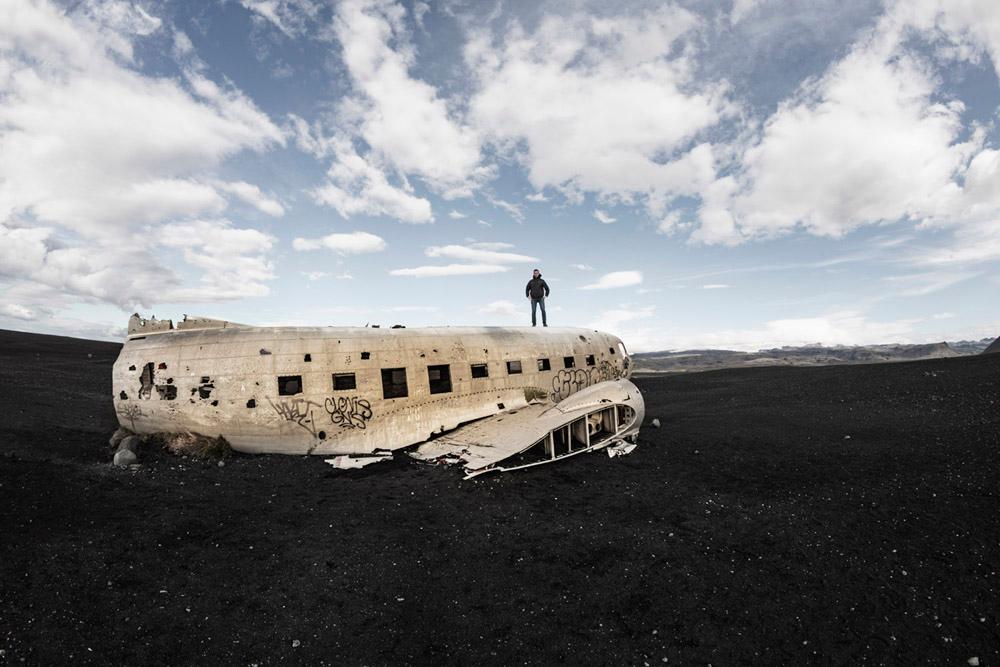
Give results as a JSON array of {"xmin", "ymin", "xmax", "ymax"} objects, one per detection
[{"xmin": 113, "ymin": 314, "xmax": 645, "ymax": 477}]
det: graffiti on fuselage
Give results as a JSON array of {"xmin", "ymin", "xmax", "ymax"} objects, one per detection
[
  {"xmin": 324, "ymin": 396, "xmax": 373, "ymax": 430},
  {"xmin": 550, "ymin": 360, "xmax": 622, "ymax": 401},
  {"xmin": 269, "ymin": 397, "xmax": 323, "ymax": 438}
]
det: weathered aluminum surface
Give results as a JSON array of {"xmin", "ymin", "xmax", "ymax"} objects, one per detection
[{"xmin": 112, "ymin": 317, "xmax": 639, "ymax": 465}]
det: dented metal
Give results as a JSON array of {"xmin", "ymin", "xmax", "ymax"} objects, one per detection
[{"xmin": 113, "ymin": 313, "xmax": 644, "ymax": 473}]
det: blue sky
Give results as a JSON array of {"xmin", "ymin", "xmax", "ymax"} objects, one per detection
[{"xmin": 1, "ymin": 0, "xmax": 999, "ymax": 351}]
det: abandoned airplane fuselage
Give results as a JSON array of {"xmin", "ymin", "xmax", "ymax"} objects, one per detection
[{"xmin": 112, "ymin": 316, "xmax": 645, "ymax": 476}]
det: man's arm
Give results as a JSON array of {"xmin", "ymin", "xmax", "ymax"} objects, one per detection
[
  {"xmin": 525, "ymin": 281, "xmax": 531, "ymax": 297},
  {"xmin": 543, "ymin": 279, "xmax": 550, "ymax": 297}
]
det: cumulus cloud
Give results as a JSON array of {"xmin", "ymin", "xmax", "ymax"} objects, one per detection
[
  {"xmin": 593, "ymin": 209, "xmax": 617, "ymax": 224},
  {"xmin": 215, "ymin": 181, "xmax": 285, "ymax": 217},
  {"xmin": 580, "ymin": 271, "xmax": 643, "ymax": 290},
  {"xmin": 308, "ymin": 136, "xmax": 434, "ymax": 223},
  {"xmin": 478, "ymin": 300, "xmax": 522, "ymax": 318},
  {"xmin": 292, "ymin": 231, "xmax": 387, "ymax": 255},
  {"xmin": 467, "ymin": 7, "xmax": 731, "ymax": 215},
  {"xmin": 331, "ymin": 0, "xmax": 487, "ymax": 198},
  {"xmin": 389, "ymin": 263, "xmax": 508, "ymax": 277},
  {"xmin": 240, "ymin": 0, "xmax": 319, "ymax": 37},
  {"xmin": 0, "ymin": 0, "xmax": 284, "ymax": 314},
  {"xmin": 1, "ymin": 303, "xmax": 36, "ymax": 321},
  {"xmin": 157, "ymin": 220, "xmax": 276, "ymax": 301}
]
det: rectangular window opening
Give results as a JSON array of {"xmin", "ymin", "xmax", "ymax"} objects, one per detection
[
  {"xmin": 563, "ymin": 356, "xmax": 576, "ymax": 369},
  {"xmin": 609, "ymin": 346, "xmax": 616, "ymax": 355},
  {"xmin": 537, "ymin": 358, "xmax": 551, "ymax": 371},
  {"xmin": 381, "ymin": 367, "xmax": 408, "ymax": 399},
  {"xmin": 427, "ymin": 364, "xmax": 452, "ymax": 394},
  {"xmin": 278, "ymin": 375, "xmax": 302, "ymax": 396},
  {"xmin": 333, "ymin": 373, "xmax": 357, "ymax": 391},
  {"xmin": 506, "ymin": 360, "xmax": 522, "ymax": 375},
  {"xmin": 585, "ymin": 354, "xmax": 595, "ymax": 366},
  {"xmin": 471, "ymin": 363, "xmax": 489, "ymax": 378}
]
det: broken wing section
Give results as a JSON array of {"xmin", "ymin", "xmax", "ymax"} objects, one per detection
[{"xmin": 411, "ymin": 379, "xmax": 645, "ymax": 478}]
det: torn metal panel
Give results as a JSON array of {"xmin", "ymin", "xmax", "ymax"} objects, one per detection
[
  {"xmin": 325, "ymin": 455, "xmax": 393, "ymax": 469},
  {"xmin": 412, "ymin": 379, "xmax": 645, "ymax": 477}
]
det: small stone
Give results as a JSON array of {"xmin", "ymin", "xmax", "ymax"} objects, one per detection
[
  {"xmin": 118, "ymin": 435, "xmax": 140, "ymax": 453},
  {"xmin": 650, "ymin": 418, "xmax": 661, "ymax": 428},
  {"xmin": 291, "ymin": 639, "xmax": 300, "ymax": 648},
  {"xmin": 967, "ymin": 658, "xmax": 979, "ymax": 666},
  {"xmin": 114, "ymin": 449, "xmax": 137, "ymax": 467},
  {"xmin": 844, "ymin": 435, "xmax": 851, "ymax": 440},
  {"xmin": 109, "ymin": 427, "xmax": 131, "ymax": 449},
  {"xmin": 217, "ymin": 460, "xmax": 225, "ymax": 467}
]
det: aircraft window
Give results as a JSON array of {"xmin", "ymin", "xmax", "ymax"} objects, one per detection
[
  {"xmin": 428, "ymin": 365, "xmax": 452, "ymax": 394},
  {"xmin": 381, "ymin": 368, "xmax": 408, "ymax": 399},
  {"xmin": 609, "ymin": 346, "xmax": 616, "ymax": 354},
  {"xmin": 563, "ymin": 356, "xmax": 576, "ymax": 368},
  {"xmin": 506, "ymin": 360, "xmax": 522, "ymax": 375},
  {"xmin": 585, "ymin": 354, "xmax": 595, "ymax": 366},
  {"xmin": 333, "ymin": 373, "xmax": 356, "ymax": 391},
  {"xmin": 537, "ymin": 358, "xmax": 551, "ymax": 371},
  {"xmin": 471, "ymin": 363, "xmax": 489, "ymax": 378},
  {"xmin": 278, "ymin": 375, "xmax": 302, "ymax": 396}
]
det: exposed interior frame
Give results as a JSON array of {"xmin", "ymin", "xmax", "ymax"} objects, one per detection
[{"xmin": 463, "ymin": 403, "xmax": 637, "ymax": 479}]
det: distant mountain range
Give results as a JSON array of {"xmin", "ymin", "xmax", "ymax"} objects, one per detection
[{"xmin": 632, "ymin": 338, "xmax": 997, "ymax": 374}]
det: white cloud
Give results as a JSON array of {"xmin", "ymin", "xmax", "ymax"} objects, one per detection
[
  {"xmin": 309, "ymin": 136, "xmax": 434, "ymax": 223},
  {"xmin": 157, "ymin": 220, "xmax": 275, "ymax": 301},
  {"xmin": 526, "ymin": 192, "xmax": 548, "ymax": 202},
  {"xmin": 467, "ymin": 8, "xmax": 731, "ymax": 215},
  {"xmin": 390, "ymin": 263, "xmax": 509, "ymax": 277},
  {"xmin": 701, "ymin": 283, "xmax": 730, "ymax": 289},
  {"xmin": 1, "ymin": 303, "xmax": 36, "ymax": 320},
  {"xmin": 593, "ymin": 209, "xmax": 617, "ymax": 224},
  {"xmin": 470, "ymin": 241, "xmax": 515, "ymax": 251},
  {"xmin": 333, "ymin": 0, "xmax": 487, "ymax": 197},
  {"xmin": 580, "ymin": 270, "xmax": 643, "ymax": 290},
  {"xmin": 302, "ymin": 271, "xmax": 330, "ymax": 281},
  {"xmin": 570, "ymin": 263, "xmax": 594, "ymax": 271},
  {"xmin": 240, "ymin": 0, "xmax": 319, "ymax": 38},
  {"xmin": 292, "ymin": 231, "xmax": 387, "ymax": 255},
  {"xmin": 425, "ymin": 244, "xmax": 538, "ymax": 264},
  {"xmin": 478, "ymin": 300, "xmax": 522, "ymax": 318},
  {"xmin": 448, "ymin": 210, "xmax": 467, "ymax": 219},
  {"xmin": 724, "ymin": 42, "xmax": 972, "ymax": 242},
  {"xmin": 0, "ymin": 0, "xmax": 284, "ymax": 313},
  {"xmin": 215, "ymin": 181, "xmax": 285, "ymax": 217},
  {"xmin": 476, "ymin": 219, "xmax": 492, "ymax": 227}
]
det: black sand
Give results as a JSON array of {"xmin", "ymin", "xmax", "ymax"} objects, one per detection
[{"xmin": 1, "ymin": 328, "xmax": 999, "ymax": 665}]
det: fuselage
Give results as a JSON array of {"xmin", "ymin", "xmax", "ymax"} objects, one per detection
[{"xmin": 112, "ymin": 323, "xmax": 633, "ymax": 455}]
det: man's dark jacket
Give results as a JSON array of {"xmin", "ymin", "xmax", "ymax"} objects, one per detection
[{"xmin": 525, "ymin": 275, "xmax": 550, "ymax": 300}]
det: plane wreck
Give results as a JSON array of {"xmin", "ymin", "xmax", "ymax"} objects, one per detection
[{"xmin": 113, "ymin": 314, "xmax": 645, "ymax": 477}]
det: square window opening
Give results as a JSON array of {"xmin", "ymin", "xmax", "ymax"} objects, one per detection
[
  {"xmin": 333, "ymin": 373, "xmax": 357, "ymax": 391},
  {"xmin": 585, "ymin": 354, "xmax": 595, "ymax": 366},
  {"xmin": 428, "ymin": 364, "xmax": 452, "ymax": 394},
  {"xmin": 506, "ymin": 360, "xmax": 522, "ymax": 375},
  {"xmin": 471, "ymin": 363, "xmax": 489, "ymax": 378},
  {"xmin": 537, "ymin": 358, "xmax": 551, "ymax": 371},
  {"xmin": 381, "ymin": 367, "xmax": 408, "ymax": 399},
  {"xmin": 563, "ymin": 356, "xmax": 576, "ymax": 369},
  {"xmin": 278, "ymin": 375, "xmax": 302, "ymax": 396}
]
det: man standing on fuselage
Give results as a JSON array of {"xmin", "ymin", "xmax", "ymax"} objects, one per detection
[{"xmin": 525, "ymin": 269, "xmax": 550, "ymax": 327}]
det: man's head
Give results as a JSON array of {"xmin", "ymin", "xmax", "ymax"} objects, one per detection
[{"xmin": 532, "ymin": 269, "xmax": 541, "ymax": 278}]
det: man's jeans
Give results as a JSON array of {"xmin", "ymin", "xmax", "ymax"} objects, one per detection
[{"xmin": 531, "ymin": 297, "xmax": 547, "ymax": 326}]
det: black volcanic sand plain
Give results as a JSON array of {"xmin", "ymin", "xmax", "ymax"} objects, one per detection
[{"xmin": 1, "ymin": 329, "xmax": 999, "ymax": 665}]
